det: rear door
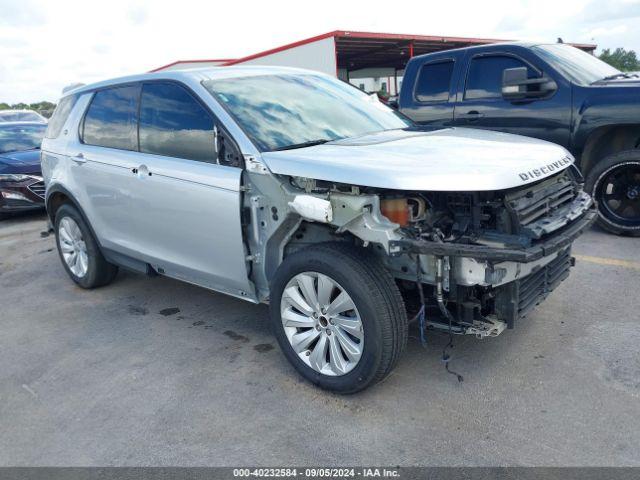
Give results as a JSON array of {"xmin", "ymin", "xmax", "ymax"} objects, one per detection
[
  {"xmin": 453, "ymin": 52, "xmax": 571, "ymax": 147},
  {"xmin": 130, "ymin": 81, "xmax": 253, "ymax": 299},
  {"xmin": 400, "ymin": 51, "xmax": 464, "ymax": 127},
  {"xmin": 66, "ymin": 84, "xmax": 143, "ymax": 253}
]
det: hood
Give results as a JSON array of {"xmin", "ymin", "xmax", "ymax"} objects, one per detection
[
  {"xmin": 0, "ymin": 149, "xmax": 42, "ymax": 175},
  {"xmin": 261, "ymin": 128, "xmax": 574, "ymax": 191}
]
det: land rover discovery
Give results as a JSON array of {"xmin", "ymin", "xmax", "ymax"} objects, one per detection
[{"xmin": 41, "ymin": 67, "xmax": 595, "ymax": 393}]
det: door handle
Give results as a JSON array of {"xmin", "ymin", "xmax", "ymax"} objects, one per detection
[
  {"xmin": 463, "ymin": 110, "xmax": 485, "ymax": 121},
  {"xmin": 72, "ymin": 153, "xmax": 86, "ymax": 164},
  {"xmin": 132, "ymin": 164, "xmax": 151, "ymax": 176}
]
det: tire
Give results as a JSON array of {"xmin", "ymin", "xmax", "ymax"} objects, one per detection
[
  {"xmin": 269, "ymin": 243, "xmax": 408, "ymax": 394},
  {"xmin": 585, "ymin": 151, "xmax": 640, "ymax": 236},
  {"xmin": 54, "ymin": 203, "xmax": 118, "ymax": 288}
]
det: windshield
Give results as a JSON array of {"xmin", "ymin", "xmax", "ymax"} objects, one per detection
[
  {"xmin": 203, "ymin": 74, "xmax": 412, "ymax": 151},
  {"xmin": 0, "ymin": 111, "xmax": 45, "ymax": 123},
  {"xmin": 0, "ymin": 123, "xmax": 46, "ymax": 153},
  {"xmin": 532, "ymin": 44, "xmax": 620, "ymax": 85}
]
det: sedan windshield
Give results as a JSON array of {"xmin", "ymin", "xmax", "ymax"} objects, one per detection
[
  {"xmin": 0, "ymin": 124, "xmax": 46, "ymax": 153},
  {"xmin": 203, "ymin": 74, "xmax": 412, "ymax": 151},
  {"xmin": 532, "ymin": 44, "xmax": 621, "ymax": 85}
]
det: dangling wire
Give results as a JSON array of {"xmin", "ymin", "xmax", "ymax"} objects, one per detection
[
  {"xmin": 435, "ymin": 257, "xmax": 464, "ymax": 383},
  {"xmin": 415, "ymin": 256, "xmax": 427, "ymax": 347},
  {"xmin": 441, "ymin": 314, "xmax": 464, "ymax": 383}
]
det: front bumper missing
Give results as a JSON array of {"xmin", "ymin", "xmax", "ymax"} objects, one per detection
[{"xmin": 389, "ymin": 209, "xmax": 597, "ymax": 263}]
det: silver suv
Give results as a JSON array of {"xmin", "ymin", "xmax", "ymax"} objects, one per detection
[{"xmin": 42, "ymin": 67, "xmax": 595, "ymax": 393}]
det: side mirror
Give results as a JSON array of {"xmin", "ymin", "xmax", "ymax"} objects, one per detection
[{"xmin": 502, "ymin": 67, "xmax": 557, "ymax": 101}]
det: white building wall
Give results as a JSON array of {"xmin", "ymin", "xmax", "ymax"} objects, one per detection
[{"xmin": 234, "ymin": 37, "xmax": 337, "ymax": 76}]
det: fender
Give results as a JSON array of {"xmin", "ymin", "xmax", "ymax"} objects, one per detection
[{"xmin": 571, "ymin": 86, "xmax": 640, "ymax": 155}]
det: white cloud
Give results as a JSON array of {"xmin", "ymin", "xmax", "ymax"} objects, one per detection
[
  {"xmin": 0, "ymin": 0, "xmax": 639, "ymax": 103},
  {"xmin": 586, "ymin": 25, "xmax": 629, "ymax": 38}
]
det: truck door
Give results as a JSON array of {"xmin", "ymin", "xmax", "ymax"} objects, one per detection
[
  {"xmin": 399, "ymin": 53, "xmax": 462, "ymax": 127},
  {"xmin": 453, "ymin": 52, "xmax": 571, "ymax": 148}
]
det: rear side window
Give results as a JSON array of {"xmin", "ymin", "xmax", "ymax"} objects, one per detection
[
  {"xmin": 82, "ymin": 85, "xmax": 139, "ymax": 151},
  {"xmin": 465, "ymin": 55, "xmax": 540, "ymax": 100},
  {"xmin": 414, "ymin": 60, "xmax": 454, "ymax": 103},
  {"xmin": 139, "ymin": 82, "xmax": 215, "ymax": 162},
  {"xmin": 45, "ymin": 95, "xmax": 78, "ymax": 139}
]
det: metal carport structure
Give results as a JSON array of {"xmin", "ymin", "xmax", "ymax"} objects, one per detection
[{"xmin": 151, "ymin": 30, "xmax": 596, "ymax": 94}]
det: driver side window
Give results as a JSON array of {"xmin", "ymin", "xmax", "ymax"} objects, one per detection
[
  {"xmin": 139, "ymin": 81, "xmax": 242, "ymax": 167},
  {"xmin": 464, "ymin": 55, "xmax": 540, "ymax": 100}
]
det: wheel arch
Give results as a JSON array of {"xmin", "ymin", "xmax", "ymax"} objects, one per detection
[
  {"xmin": 46, "ymin": 185, "xmax": 103, "ymax": 247},
  {"xmin": 581, "ymin": 125, "xmax": 640, "ymax": 174},
  {"xmin": 46, "ymin": 185, "xmax": 80, "ymax": 222}
]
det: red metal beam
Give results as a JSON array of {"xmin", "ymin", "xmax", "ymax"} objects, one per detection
[{"xmin": 336, "ymin": 30, "xmax": 509, "ymax": 45}]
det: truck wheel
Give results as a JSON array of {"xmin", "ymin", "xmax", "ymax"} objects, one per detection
[
  {"xmin": 585, "ymin": 151, "xmax": 640, "ymax": 236},
  {"xmin": 54, "ymin": 203, "xmax": 118, "ymax": 288},
  {"xmin": 269, "ymin": 243, "xmax": 408, "ymax": 394}
]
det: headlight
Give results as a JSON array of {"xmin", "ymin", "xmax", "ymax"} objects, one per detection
[
  {"xmin": 0, "ymin": 174, "xmax": 32, "ymax": 183},
  {"xmin": 1, "ymin": 190, "xmax": 32, "ymax": 201}
]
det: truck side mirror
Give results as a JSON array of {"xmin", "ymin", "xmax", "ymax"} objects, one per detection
[{"xmin": 502, "ymin": 67, "xmax": 557, "ymax": 101}]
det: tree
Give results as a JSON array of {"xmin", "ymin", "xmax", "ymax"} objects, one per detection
[
  {"xmin": 598, "ymin": 47, "xmax": 640, "ymax": 72},
  {"xmin": 0, "ymin": 101, "xmax": 57, "ymax": 117}
]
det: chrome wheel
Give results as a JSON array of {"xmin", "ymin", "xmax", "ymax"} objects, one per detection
[
  {"xmin": 58, "ymin": 217, "xmax": 89, "ymax": 278},
  {"xmin": 280, "ymin": 272, "xmax": 364, "ymax": 376}
]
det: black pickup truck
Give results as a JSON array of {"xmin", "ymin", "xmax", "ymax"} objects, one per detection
[{"xmin": 398, "ymin": 42, "xmax": 640, "ymax": 236}]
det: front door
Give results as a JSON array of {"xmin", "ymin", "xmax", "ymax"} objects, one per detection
[
  {"xmin": 453, "ymin": 52, "xmax": 571, "ymax": 148},
  {"xmin": 130, "ymin": 81, "xmax": 253, "ymax": 300}
]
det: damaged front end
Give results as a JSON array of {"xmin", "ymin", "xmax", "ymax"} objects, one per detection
[
  {"xmin": 378, "ymin": 168, "xmax": 595, "ymax": 337},
  {"xmin": 243, "ymin": 161, "xmax": 595, "ymax": 339}
]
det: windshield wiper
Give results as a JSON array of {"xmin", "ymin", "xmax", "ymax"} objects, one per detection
[
  {"xmin": 596, "ymin": 72, "xmax": 639, "ymax": 82},
  {"xmin": 271, "ymin": 139, "xmax": 330, "ymax": 151}
]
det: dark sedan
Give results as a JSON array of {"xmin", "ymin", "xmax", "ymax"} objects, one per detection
[{"xmin": 0, "ymin": 122, "xmax": 47, "ymax": 217}]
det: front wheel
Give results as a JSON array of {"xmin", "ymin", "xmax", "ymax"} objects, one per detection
[
  {"xmin": 269, "ymin": 243, "xmax": 408, "ymax": 394},
  {"xmin": 586, "ymin": 151, "xmax": 640, "ymax": 236}
]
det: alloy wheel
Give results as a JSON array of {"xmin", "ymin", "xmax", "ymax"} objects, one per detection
[
  {"xmin": 58, "ymin": 217, "xmax": 89, "ymax": 278},
  {"xmin": 280, "ymin": 272, "xmax": 364, "ymax": 376}
]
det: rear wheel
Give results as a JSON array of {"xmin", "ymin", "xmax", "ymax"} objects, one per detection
[
  {"xmin": 586, "ymin": 151, "xmax": 640, "ymax": 236},
  {"xmin": 54, "ymin": 204, "xmax": 118, "ymax": 288},
  {"xmin": 269, "ymin": 243, "xmax": 408, "ymax": 394}
]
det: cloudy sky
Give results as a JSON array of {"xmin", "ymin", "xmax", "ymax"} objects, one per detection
[{"xmin": 1, "ymin": 0, "xmax": 639, "ymax": 103}]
